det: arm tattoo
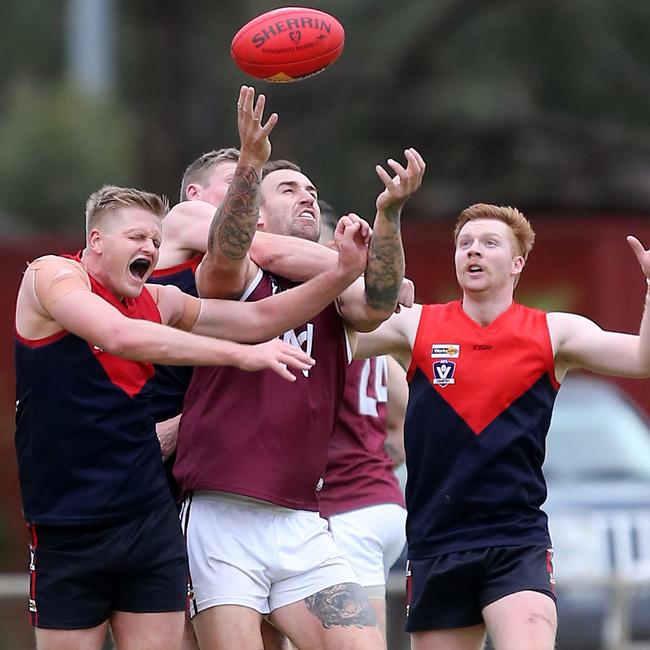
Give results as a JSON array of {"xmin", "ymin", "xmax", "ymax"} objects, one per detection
[
  {"xmin": 365, "ymin": 234, "xmax": 405, "ymax": 311},
  {"xmin": 207, "ymin": 165, "xmax": 260, "ymax": 260},
  {"xmin": 304, "ymin": 583, "xmax": 378, "ymax": 629}
]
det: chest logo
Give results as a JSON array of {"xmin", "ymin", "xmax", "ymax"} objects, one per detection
[
  {"xmin": 431, "ymin": 344, "xmax": 460, "ymax": 358},
  {"xmin": 432, "ymin": 360, "xmax": 456, "ymax": 387}
]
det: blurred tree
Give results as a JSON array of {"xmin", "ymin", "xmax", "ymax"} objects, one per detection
[
  {"xmin": 0, "ymin": 81, "xmax": 135, "ymax": 231},
  {"xmin": 3, "ymin": 0, "xmax": 650, "ymax": 229}
]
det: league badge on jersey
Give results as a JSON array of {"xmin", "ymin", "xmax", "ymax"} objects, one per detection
[{"xmin": 432, "ymin": 359, "xmax": 456, "ymax": 387}]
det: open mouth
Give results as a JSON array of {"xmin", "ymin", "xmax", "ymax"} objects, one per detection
[
  {"xmin": 468, "ymin": 264, "xmax": 483, "ymax": 274},
  {"xmin": 297, "ymin": 210, "xmax": 316, "ymax": 221},
  {"xmin": 129, "ymin": 258, "xmax": 151, "ymax": 280}
]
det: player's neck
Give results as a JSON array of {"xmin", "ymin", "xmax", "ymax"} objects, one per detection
[
  {"xmin": 79, "ymin": 249, "xmax": 127, "ymax": 302},
  {"xmin": 461, "ymin": 289, "xmax": 514, "ymax": 327}
]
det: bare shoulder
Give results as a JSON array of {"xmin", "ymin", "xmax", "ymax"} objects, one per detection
[
  {"xmin": 16, "ymin": 255, "xmax": 90, "ymax": 339},
  {"xmin": 547, "ymin": 310, "xmax": 598, "ymax": 342},
  {"xmin": 163, "ymin": 200, "xmax": 214, "ymax": 234},
  {"xmin": 25, "ymin": 255, "xmax": 89, "ymax": 293},
  {"xmin": 145, "ymin": 282, "xmax": 198, "ymax": 329}
]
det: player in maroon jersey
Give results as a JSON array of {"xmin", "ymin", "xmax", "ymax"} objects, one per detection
[
  {"xmin": 15, "ymin": 184, "xmax": 360, "ymax": 650},
  {"xmin": 356, "ymin": 203, "xmax": 650, "ymax": 650},
  {"xmin": 175, "ymin": 86, "xmax": 425, "ymax": 650},
  {"xmin": 154, "ymin": 87, "xmax": 391, "ymax": 650},
  {"xmin": 318, "ymin": 204, "xmax": 409, "ymax": 643}
]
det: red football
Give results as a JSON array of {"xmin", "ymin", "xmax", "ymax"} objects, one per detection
[{"xmin": 231, "ymin": 7, "xmax": 345, "ymax": 82}]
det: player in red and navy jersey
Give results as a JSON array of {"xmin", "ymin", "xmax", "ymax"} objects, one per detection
[
  {"xmin": 356, "ymin": 203, "xmax": 650, "ymax": 650},
  {"xmin": 174, "ymin": 86, "xmax": 425, "ymax": 650},
  {"xmin": 13, "ymin": 183, "xmax": 373, "ymax": 650}
]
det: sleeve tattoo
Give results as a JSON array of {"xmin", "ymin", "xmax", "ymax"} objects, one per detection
[{"xmin": 207, "ymin": 165, "xmax": 260, "ymax": 260}]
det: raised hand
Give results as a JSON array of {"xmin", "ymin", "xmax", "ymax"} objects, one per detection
[
  {"xmin": 236, "ymin": 85, "xmax": 279, "ymax": 168},
  {"xmin": 334, "ymin": 213, "xmax": 372, "ymax": 279},
  {"xmin": 375, "ymin": 148, "xmax": 426, "ymax": 215},
  {"xmin": 237, "ymin": 338, "xmax": 314, "ymax": 381},
  {"xmin": 627, "ymin": 235, "xmax": 650, "ymax": 280}
]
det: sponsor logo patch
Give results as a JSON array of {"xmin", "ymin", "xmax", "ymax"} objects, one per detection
[{"xmin": 431, "ymin": 344, "xmax": 460, "ymax": 358}]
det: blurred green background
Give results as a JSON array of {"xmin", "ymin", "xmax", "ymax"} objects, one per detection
[
  {"xmin": 3, "ymin": 2, "xmax": 650, "ymax": 647},
  {"xmin": 4, "ymin": 0, "xmax": 650, "ymax": 233}
]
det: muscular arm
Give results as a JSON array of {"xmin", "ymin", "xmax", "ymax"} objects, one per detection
[
  {"xmin": 159, "ymin": 199, "xmax": 339, "ymax": 281},
  {"xmin": 157, "ymin": 218, "xmax": 370, "ymax": 343},
  {"xmin": 354, "ymin": 304, "xmax": 422, "ymax": 368},
  {"xmin": 549, "ymin": 236, "xmax": 650, "ymax": 381},
  {"xmin": 18, "ymin": 257, "xmax": 313, "ymax": 382},
  {"xmin": 195, "ymin": 164, "xmax": 261, "ymax": 298},
  {"xmin": 196, "ymin": 86, "xmax": 277, "ymax": 299},
  {"xmin": 251, "ymin": 231, "xmax": 338, "ymax": 280}
]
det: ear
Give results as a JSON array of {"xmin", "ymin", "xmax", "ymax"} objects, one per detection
[
  {"xmin": 185, "ymin": 183, "xmax": 202, "ymax": 200},
  {"xmin": 88, "ymin": 228, "xmax": 104, "ymax": 254},
  {"xmin": 511, "ymin": 255, "xmax": 525, "ymax": 278},
  {"xmin": 256, "ymin": 205, "xmax": 267, "ymax": 229}
]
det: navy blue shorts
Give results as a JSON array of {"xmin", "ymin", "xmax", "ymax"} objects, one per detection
[
  {"xmin": 405, "ymin": 545, "xmax": 556, "ymax": 632},
  {"xmin": 27, "ymin": 497, "xmax": 188, "ymax": 629}
]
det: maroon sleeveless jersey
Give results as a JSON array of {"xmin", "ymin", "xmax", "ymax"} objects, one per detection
[
  {"xmin": 173, "ymin": 270, "xmax": 349, "ymax": 511},
  {"xmin": 319, "ymin": 357, "xmax": 405, "ymax": 518}
]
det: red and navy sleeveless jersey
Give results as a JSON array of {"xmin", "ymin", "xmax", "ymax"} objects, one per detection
[
  {"xmin": 319, "ymin": 357, "xmax": 405, "ymax": 518},
  {"xmin": 14, "ymin": 267, "xmax": 169, "ymax": 525},
  {"xmin": 174, "ymin": 269, "xmax": 348, "ymax": 511},
  {"xmin": 405, "ymin": 301, "xmax": 559, "ymax": 558},
  {"xmin": 146, "ymin": 255, "xmax": 201, "ymax": 421}
]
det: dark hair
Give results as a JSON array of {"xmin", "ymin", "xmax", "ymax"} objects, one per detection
[{"xmin": 261, "ymin": 159, "xmax": 302, "ymax": 179}]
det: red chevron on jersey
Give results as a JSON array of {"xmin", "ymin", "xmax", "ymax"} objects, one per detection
[
  {"xmin": 408, "ymin": 301, "xmax": 559, "ymax": 435},
  {"xmin": 87, "ymin": 273, "xmax": 159, "ymax": 397},
  {"xmin": 61, "ymin": 253, "xmax": 161, "ymax": 398},
  {"xmin": 90, "ymin": 343, "xmax": 155, "ymax": 398}
]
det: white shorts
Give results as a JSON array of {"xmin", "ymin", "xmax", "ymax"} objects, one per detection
[
  {"xmin": 328, "ymin": 503, "xmax": 407, "ymax": 597},
  {"xmin": 181, "ymin": 491, "xmax": 358, "ymax": 616}
]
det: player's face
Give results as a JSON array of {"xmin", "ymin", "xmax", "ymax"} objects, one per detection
[
  {"xmin": 95, "ymin": 207, "xmax": 162, "ymax": 299},
  {"xmin": 258, "ymin": 169, "xmax": 321, "ymax": 242},
  {"xmin": 454, "ymin": 219, "xmax": 523, "ymax": 292},
  {"xmin": 193, "ymin": 161, "xmax": 238, "ymax": 207}
]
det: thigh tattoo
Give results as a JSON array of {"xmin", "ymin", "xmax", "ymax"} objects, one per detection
[{"xmin": 305, "ymin": 582, "xmax": 378, "ymax": 629}]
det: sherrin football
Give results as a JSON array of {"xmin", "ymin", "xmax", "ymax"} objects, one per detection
[{"xmin": 231, "ymin": 7, "xmax": 345, "ymax": 82}]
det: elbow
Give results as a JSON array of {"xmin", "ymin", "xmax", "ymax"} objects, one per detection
[
  {"xmin": 101, "ymin": 327, "xmax": 143, "ymax": 359},
  {"xmin": 349, "ymin": 307, "xmax": 393, "ymax": 333}
]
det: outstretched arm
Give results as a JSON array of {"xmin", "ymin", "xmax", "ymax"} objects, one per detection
[
  {"xmin": 18, "ymin": 257, "xmax": 313, "ymax": 382},
  {"xmin": 196, "ymin": 85, "xmax": 277, "ymax": 299},
  {"xmin": 354, "ymin": 304, "xmax": 422, "ymax": 368},
  {"xmin": 338, "ymin": 148, "xmax": 426, "ymax": 331},
  {"xmin": 187, "ymin": 218, "xmax": 370, "ymax": 342},
  {"xmin": 549, "ymin": 235, "xmax": 650, "ymax": 380}
]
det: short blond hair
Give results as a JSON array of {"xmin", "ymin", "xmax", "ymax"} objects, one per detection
[
  {"xmin": 180, "ymin": 148, "xmax": 240, "ymax": 201},
  {"xmin": 85, "ymin": 185, "xmax": 169, "ymax": 235},
  {"xmin": 453, "ymin": 203, "xmax": 535, "ymax": 260}
]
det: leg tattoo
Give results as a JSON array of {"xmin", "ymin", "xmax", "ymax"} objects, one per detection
[{"xmin": 305, "ymin": 583, "xmax": 378, "ymax": 629}]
